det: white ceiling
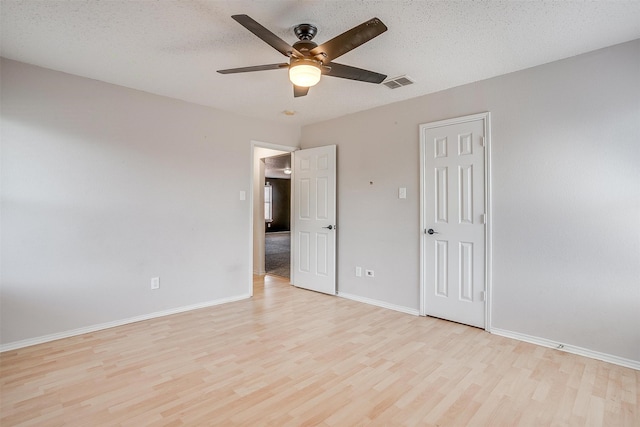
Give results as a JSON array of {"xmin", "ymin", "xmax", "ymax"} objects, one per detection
[{"xmin": 2, "ymin": 1, "xmax": 639, "ymax": 127}]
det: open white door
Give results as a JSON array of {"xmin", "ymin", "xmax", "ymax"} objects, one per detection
[
  {"xmin": 292, "ymin": 145, "xmax": 336, "ymax": 295},
  {"xmin": 420, "ymin": 113, "xmax": 489, "ymax": 328}
]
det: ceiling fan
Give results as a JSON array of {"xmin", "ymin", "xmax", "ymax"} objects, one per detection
[{"xmin": 217, "ymin": 15, "xmax": 388, "ymax": 97}]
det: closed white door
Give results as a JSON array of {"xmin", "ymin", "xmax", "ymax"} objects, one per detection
[
  {"xmin": 420, "ymin": 114, "xmax": 488, "ymax": 328},
  {"xmin": 292, "ymin": 145, "xmax": 336, "ymax": 295}
]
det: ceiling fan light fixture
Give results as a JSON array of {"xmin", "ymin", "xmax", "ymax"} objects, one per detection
[{"xmin": 289, "ymin": 61, "xmax": 321, "ymax": 87}]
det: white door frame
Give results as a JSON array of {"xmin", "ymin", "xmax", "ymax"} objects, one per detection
[
  {"xmin": 419, "ymin": 112, "xmax": 493, "ymax": 331},
  {"xmin": 249, "ymin": 141, "xmax": 297, "ymax": 296}
]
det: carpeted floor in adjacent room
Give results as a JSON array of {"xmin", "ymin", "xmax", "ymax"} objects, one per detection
[{"xmin": 265, "ymin": 232, "xmax": 290, "ymax": 278}]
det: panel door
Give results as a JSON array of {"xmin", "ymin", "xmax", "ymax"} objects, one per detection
[
  {"xmin": 422, "ymin": 117, "xmax": 486, "ymax": 327},
  {"xmin": 292, "ymin": 145, "xmax": 336, "ymax": 295}
]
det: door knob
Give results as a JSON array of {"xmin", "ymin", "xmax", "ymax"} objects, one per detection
[
  {"xmin": 427, "ymin": 228, "xmax": 438, "ymax": 235},
  {"xmin": 323, "ymin": 225, "xmax": 334, "ymax": 230}
]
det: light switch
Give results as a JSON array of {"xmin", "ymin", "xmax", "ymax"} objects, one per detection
[
  {"xmin": 399, "ymin": 187, "xmax": 407, "ymax": 199},
  {"xmin": 239, "ymin": 191, "xmax": 246, "ymax": 201}
]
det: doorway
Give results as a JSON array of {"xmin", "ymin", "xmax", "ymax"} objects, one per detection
[
  {"xmin": 251, "ymin": 142, "xmax": 296, "ymax": 295},
  {"xmin": 264, "ymin": 154, "xmax": 292, "ymax": 278},
  {"xmin": 250, "ymin": 142, "xmax": 338, "ymax": 297},
  {"xmin": 419, "ymin": 113, "xmax": 492, "ymax": 329}
]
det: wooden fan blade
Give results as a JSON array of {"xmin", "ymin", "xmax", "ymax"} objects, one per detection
[
  {"xmin": 310, "ymin": 17, "xmax": 387, "ymax": 63},
  {"xmin": 323, "ymin": 62, "xmax": 386, "ymax": 83},
  {"xmin": 294, "ymin": 85, "xmax": 310, "ymax": 97},
  {"xmin": 217, "ymin": 63, "xmax": 289, "ymax": 74},
  {"xmin": 232, "ymin": 15, "xmax": 302, "ymax": 58}
]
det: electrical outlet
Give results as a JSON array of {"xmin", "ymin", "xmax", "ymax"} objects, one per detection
[
  {"xmin": 355, "ymin": 266, "xmax": 362, "ymax": 277},
  {"xmin": 365, "ymin": 270, "xmax": 374, "ymax": 278},
  {"xmin": 151, "ymin": 277, "xmax": 160, "ymax": 290}
]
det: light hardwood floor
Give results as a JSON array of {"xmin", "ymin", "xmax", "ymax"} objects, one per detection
[{"xmin": 1, "ymin": 275, "xmax": 638, "ymax": 426}]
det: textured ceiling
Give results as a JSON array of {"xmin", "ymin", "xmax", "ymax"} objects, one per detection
[
  {"xmin": 2, "ymin": 1, "xmax": 639, "ymax": 127},
  {"xmin": 264, "ymin": 154, "xmax": 292, "ymax": 179}
]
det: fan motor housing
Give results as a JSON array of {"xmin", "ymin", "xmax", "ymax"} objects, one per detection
[{"xmin": 292, "ymin": 40, "xmax": 318, "ymax": 56}]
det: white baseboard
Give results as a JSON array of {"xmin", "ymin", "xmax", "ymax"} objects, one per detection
[
  {"xmin": 338, "ymin": 292, "xmax": 419, "ymax": 316},
  {"xmin": 491, "ymin": 328, "xmax": 639, "ymax": 371},
  {"xmin": 0, "ymin": 294, "xmax": 251, "ymax": 353}
]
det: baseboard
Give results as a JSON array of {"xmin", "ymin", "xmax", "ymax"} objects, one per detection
[
  {"xmin": 338, "ymin": 292, "xmax": 419, "ymax": 316},
  {"xmin": 0, "ymin": 294, "xmax": 251, "ymax": 353},
  {"xmin": 490, "ymin": 328, "xmax": 639, "ymax": 371}
]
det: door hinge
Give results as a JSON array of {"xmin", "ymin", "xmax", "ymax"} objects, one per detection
[
  {"xmin": 480, "ymin": 136, "xmax": 485, "ymax": 147},
  {"xmin": 480, "ymin": 291, "xmax": 486, "ymax": 302},
  {"xmin": 481, "ymin": 213, "xmax": 486, "ymax": 224}
]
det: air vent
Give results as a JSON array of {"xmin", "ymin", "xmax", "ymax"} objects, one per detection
[{"xmin": 383, "ymin": 75, "xmax": 414, "ymax": 89}]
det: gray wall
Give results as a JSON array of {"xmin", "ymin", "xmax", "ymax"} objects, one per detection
[
  {"xmin": 301, "ymin": 40, "xmax": 640, "ymax": 362},
  {"xmin": 1, "ymin": 59, "xmax": 299, "ymax": 345}
]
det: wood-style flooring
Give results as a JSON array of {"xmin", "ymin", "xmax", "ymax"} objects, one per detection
[{"xmin": 1, "ymin": 275, "xmax": 638, "ymax": 426}]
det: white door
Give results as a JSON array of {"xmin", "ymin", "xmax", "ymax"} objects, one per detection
[
  {"xmin": 292, "ymin": 145, "xmax": 337, "ymax": 295},
  {"xmin": 420, "ymin": 114, "xmax": 488, "ymax": 328}
]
